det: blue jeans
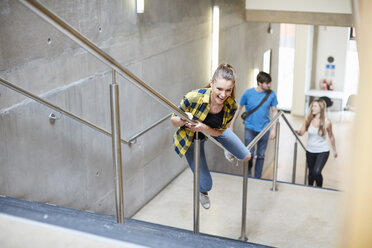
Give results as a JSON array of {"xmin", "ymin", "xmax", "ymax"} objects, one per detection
[
  {"xmin": 244, "ymin": 127, "xmax": 269, "ymax": 178},
  {"xmin": 185, "ymin": 128, "xmax": 249, "ymax": 193}
]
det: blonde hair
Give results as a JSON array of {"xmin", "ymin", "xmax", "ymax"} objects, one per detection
[
  {"xmin": 205, "ymin": 63, "xmax": 236, "ymax": 99},
  {"xmin": 305, "ymin": 99, "xmax": 327, "ymax": 136}
]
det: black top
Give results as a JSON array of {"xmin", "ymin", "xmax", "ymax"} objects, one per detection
[{"xmin": 195, "ymin": 109, "xmax": 224, "ymax": 140}]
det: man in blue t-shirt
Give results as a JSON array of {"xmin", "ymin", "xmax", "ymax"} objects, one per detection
[{"xmin": 230, "ymin": 71, "xmax": 278, "ymax": 178}]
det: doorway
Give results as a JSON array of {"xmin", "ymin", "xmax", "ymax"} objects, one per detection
[{"xmin": 277, "ymin": 23, "xmax": 296, "ymax": 111}]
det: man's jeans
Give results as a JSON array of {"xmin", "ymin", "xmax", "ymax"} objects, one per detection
[
  {"xmin": 244, "ymin": 127, "xmax": 269, "ymax": 178},
  {"xmin": 185, "ymin": 128, "xmax": 250, "ymax": 193}
]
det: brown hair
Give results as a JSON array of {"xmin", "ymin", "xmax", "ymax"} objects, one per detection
[
  {"xmin": 256, "ymin": 71, "xmax": 272, "ymax": 84},
  {"xmin": 305, "ymin": 99, "xmax": 327, "ymax": 136},
  {"xmin": 205, "ymin": 63, "xmax": 237, "ymax": 99}
]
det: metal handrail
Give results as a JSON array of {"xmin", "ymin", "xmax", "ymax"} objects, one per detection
[
  {"xmin": 18, "ymin": 0, "xmax": 192, "ymax": 125},
  {"xmin": 18, "ymin": 0, "xmax": 229, "ymax": 153},
  {"xmin": 0, "ymin": 77, "xmax": 171, "ymax": 145},
  {"xmin": 126, "ymin": 113, "xmax": 172, "ymax": 144},
  {"xmin": 281, "ymin": 114, "xmax": 306, "ymax": 151},
  {"xmin": 245, "ymin": 111, "xmax": 282, "ymax": 150},
  {"xmin": 280, "ymin": 113, "xmax": 307, "ymax": 185},
  {"xmin": 239, "ymin": 110, "xmax": 307, "ymax": 240},
  {"xmin": 239, "ymin": 111, "xmax": 281, "ymax": 240},
  {"xmin": 244, "ymin": 111, "xmax": 305, "ymax": 151},
  {"xmin": 17, "ymin": 0, "xmax": 233, "ymax": 233},
  {"xmin": 17, "ymin": 0, "xmax": 308, "ymax": 239},
  {"xmin": 0, "ymin": 77, "xmax": 112, "ymax": 136}
]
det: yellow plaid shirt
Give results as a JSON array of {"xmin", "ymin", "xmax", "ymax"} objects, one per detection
[{"xmin": 173, "ymin": 88, "xmax": 237, "ymax": 157}]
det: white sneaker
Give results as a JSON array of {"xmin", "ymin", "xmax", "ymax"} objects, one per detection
[
  {"xmin": 224, "ymin": 150, "xmax": 236, "ymax": 163},
  {"xmin": 199, "ymin": 193, "xmax": 210, "ymax": 209}
]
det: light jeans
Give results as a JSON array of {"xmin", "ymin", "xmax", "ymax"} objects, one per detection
[{"xmin": 185, "ymin": 128, "xmax": 249, "ymax": 193}]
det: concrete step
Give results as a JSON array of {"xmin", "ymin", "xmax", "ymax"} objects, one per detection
[
  {"xmin": 0, "ymin": 196, "xmax": 272, "ymax": 248},
  {"xmin": 133, "ymin": 171, "xmax": 342, "ymax": 247}
]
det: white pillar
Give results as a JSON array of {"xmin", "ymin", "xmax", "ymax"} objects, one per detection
[
  {"xmin": 291, "ymin": 25, "xmax": 313, "ymax": 116},
  {"xmin": 341, "ymin": 0, "xmax": 372, "ymax": 247}
]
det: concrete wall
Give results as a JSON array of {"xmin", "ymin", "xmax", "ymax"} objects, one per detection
[
  {"xmin": 206, "ymin": 8, "xmax": 281, "ymax": 175},
  {"xmin": 0, "ymin": 0, "xmax": 279, "ymax": 216}
]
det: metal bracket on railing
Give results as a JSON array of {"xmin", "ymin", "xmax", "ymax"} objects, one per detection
[{"xmin": 48, "ymin": 112, "xmax": 61, "ymax": 124}]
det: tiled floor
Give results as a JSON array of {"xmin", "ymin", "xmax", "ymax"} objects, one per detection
[{"xmin": 133, "ymin": 111, "xmax": 353, "ymax": 247}]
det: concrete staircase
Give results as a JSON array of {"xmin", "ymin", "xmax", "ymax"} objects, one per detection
[
  {"xmin": 0, "ymin": 196, "xmax": 271, "ymax": 248},
  {"xmin": 133, "ymin": 171, "xmax": 342, "ymax": 247}
]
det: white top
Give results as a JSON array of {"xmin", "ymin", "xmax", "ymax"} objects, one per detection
[{"xmin": 306, "ymin": 123, "xmax": 330, "ymax": 153}]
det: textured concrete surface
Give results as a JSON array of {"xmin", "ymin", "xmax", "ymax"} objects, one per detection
[
  {"xmin": 0, "ymin": 0, "xmax": 279, "ymax": 216},
  {"xmin": 0, "ymin": 214, "xmax": 145, "ymax": 248},
  {"xmin": 0, "ymin": 196, "xmax": 270, "ymax": 248}
]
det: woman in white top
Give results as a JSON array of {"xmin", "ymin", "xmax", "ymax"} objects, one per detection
[{"xmin": 296, "ymin": 99, "xmax": 337, "ymax": 187}]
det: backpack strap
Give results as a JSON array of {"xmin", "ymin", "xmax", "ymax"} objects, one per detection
[{"xmin": 241, "ymin": 90, "xmax": 272, "ymax": 121}]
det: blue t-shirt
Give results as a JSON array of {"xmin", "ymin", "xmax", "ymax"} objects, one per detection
[{"xmin": 239, "ymin": 88, "xmax": 278, "ymax": 132}]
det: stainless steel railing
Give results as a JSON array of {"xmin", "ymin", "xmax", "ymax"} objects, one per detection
[
  {"xmin": 239, "ymin": 111, "xmax": 281, "ymax": 240},
  {"xmin": 0, "ymin": 74, "xmax": 173, "ymax": 223},
  {"xmin": 18, "ymin": 0, "xmax": 212, "ymax": 232},
  {"xmin": 281, "ymin": 114, "xmax": 308, "ymax": 184},
  {"xmin": 17, "ymin": 0, "xmax": 307, "ymax": 239},
  {"xmin": 18, "ymin": 0, "xmax": 192, "ymax": 124},
  {"xmin": 0, "ymin": 77, "xmax": 171, "ymax": 146},
  {"xmin": 110, "ymin": 69, "xmax": 124, "ymax": 223},
  {"xmin": 239, "ymin": 110, "xmax": 307, "ymax": 240},
  {"xmin": 126, "ymin": 113, "xmax": 172, "ymax": 144}
]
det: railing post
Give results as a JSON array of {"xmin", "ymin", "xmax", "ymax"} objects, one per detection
[
  {"xmin": 193, "ymin": 132, "xmax": 201, "ymax": 234},
  {"xmin": 239, "ymin": 160, "xmax": 249, "ymax": 241},
  {"xmin": 110, "ymin": 69, "xmax": 125, "ymax": 224},
  {"xmin": 271, "ymin": 122, "xmax": 280, "ymax": 191},
  {"xmin": 292, "ymin": 140, "xmax": 298, "ymax": 184}
]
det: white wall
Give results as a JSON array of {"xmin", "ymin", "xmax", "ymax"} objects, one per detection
[
  {"xmin": 245, "ymin": 0, "xmax": 352, "ymax": 14},
  {"xmin": 314, "ymin": 26, "xmax": 349, "ymax": 91}
]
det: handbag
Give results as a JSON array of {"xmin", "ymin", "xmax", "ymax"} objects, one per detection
[{"xmin": 241, "ymin": 90, "xmax": 271, "ymax": 121}]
